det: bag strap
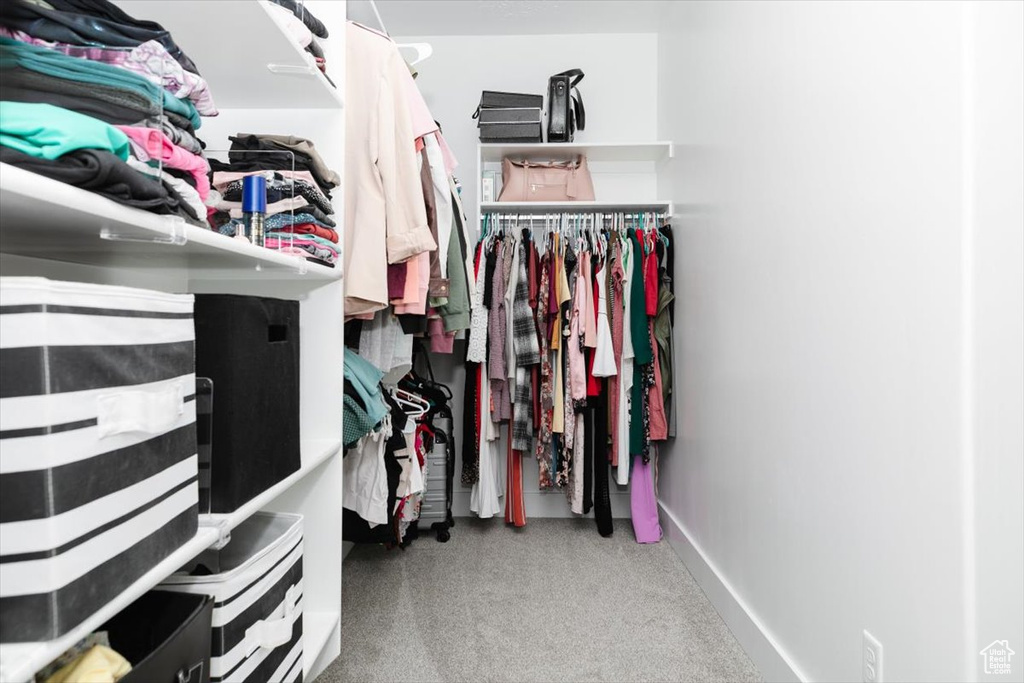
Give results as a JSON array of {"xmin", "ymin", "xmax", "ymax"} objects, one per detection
[
  {"xmin": 572, "ymin": 90, "xmax": 586, "ymax": 131},
  {"xmin": 555, "ymin": 68, "xmax": 585, "ymax": 88}
]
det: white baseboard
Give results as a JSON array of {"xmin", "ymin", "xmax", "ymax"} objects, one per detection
[
  {"xmin": 658, "ymin": 501, "xmax": 807, "ymax": 683},
  {"xmin": 452, "ymin": 489, "xmax": 632, "ymax": 519}
]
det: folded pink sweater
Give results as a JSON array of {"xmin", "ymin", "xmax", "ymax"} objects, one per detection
[{"xmin": 117, "ymin": 125, "xmax": 211, "ymax": 201}]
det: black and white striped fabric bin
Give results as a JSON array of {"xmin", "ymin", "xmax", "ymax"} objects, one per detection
[
  {"xmin": 0, "ymin": 277, "xmax": 199, "ymax": 643},
  {"xmin": 159, "ymin": 513, "xmax": 304, "ymax": 683}
]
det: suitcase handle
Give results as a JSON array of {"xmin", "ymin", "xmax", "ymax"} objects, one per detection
[
  {"xmin": 244, "ymin": 584, "xmax": 299, "ymax": 654},
  {"xmin": 96, "ymin": 381, "xmax": 185, "ymax": 438}
]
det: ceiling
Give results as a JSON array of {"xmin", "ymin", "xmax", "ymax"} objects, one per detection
[{"xmin": 348, "ymin": 1, "xmax": 670, "ymax": 36}]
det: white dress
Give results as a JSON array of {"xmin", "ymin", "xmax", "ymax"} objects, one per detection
[
  {"xmin": 592, "ymin": 260, "xmax": 618, "ymax": 377},
  {"xmin": 470, "ymin": 364, "xmax": 504, "ymax": 518},
  {"xmin": 342, "ymin": 416, "xmax": 391, "ymax": 527}
]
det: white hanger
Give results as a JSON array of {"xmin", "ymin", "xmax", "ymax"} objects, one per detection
[
  {"xmin": 366, "ymin": 0, "xmax": 433, "ymax": 65},
  {"xmin": 368, "ymin": 0, "xmax": 389, "ymax": 35},
  {"xmin": 393, "ymin": 388, "xmax": 429, "ymax": 418},
  {"xmin": 397, "ymin": 42, "xmax": 433, "ymax": 66}
]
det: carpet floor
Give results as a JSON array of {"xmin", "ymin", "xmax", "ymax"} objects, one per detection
[{"xmin": 317, "ymin": 518, "xmax": 761, "ymax": 683}]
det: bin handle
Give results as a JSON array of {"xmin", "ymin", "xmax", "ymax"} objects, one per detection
[
  {"xmin": 176, "ymin": 662, "xmax": 204, "ymax": 683},
  {"xmin": 244, "ymin": 585, "xmax": 299, "ymax": 654},
  {"xmin": 96, "ymin": 381, "xmax": 185, "ymax": 438}
]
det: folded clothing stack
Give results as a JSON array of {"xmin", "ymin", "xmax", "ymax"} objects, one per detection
[
  {"xmin": 0, "ymin": 0, "xmax": 218, "ymax": 224},
  {"xmin": 0, "ymin": 102, "xmax": 198, "ymax": 219},
  {"xmin": 267, "ymin": 0, "xmax": 333, "ymax": 80},
  {"xmin": 209, "ymin": 133, "xmax": 340, "ymax": 266}
]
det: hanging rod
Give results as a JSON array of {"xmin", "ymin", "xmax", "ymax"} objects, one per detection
[{"xmin": 479, "ymin": 212, "xmax": 669, "ymax": 221}]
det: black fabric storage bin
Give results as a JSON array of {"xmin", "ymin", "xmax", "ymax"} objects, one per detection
[
  {"xmin": 103, "ymin": 591, "xmax": 214, "ymax": 683},
  {"xmin": 479, "ymin": 122, "xmax": 543, "ymax": 143},
  {"xmin": 477, "ymin": 90, "xmax": 543, "ymax": 110},
  {"xmin": 193, "ymin": 295, "xmax": 300, "ymax": 513},
  {"xmin": 478, "ymin": 107, "xmax": 543, "ymax": 125}
]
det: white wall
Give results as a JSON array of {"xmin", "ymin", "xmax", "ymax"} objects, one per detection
[
  {"xmin": 970, "ymin": 2, "xmax": 1024, "ymax": 680},
  {"xmin": 656, "ymin": 1, "xmax": 1024, "ymax": 681},
  {"xmin": 391, "ymin": 32, "xmax": 659, "ymax": 517},
  {"xmin": 395, "ymin": 32, "xmax": 658, "ymax": 224}
]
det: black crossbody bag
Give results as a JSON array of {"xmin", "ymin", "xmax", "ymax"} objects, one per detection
[{"xmin": 547, "ymin": 69, "xmax": 586, "ymax": 142}]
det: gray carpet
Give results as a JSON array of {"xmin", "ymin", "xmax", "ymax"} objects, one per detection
[{"xmin": 317, "ymin": 518, "xmax": 762, "ymax": 683}]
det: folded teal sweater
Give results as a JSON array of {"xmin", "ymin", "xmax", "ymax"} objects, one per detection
[{"xmin": 0, "ymin": 101, "xmax": 130, "ymax": 160}]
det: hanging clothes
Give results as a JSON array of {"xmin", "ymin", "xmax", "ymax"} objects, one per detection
[
  {"xmin": 460, "ymin": 211, "xmax": 674, "ymax": 541},
  {"xmin": 344, "ymin": 22, "xmax": 435, "ymax": 316}
]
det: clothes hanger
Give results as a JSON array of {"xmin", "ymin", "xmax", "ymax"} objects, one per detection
[
  {"xmin": 480, "ymin": 213, "xmax": 490, "ymax": 241},
  {"xmin": 392, "ymin": 387, "xmax": 429, "ymax": 419},
  {"xmin": 397, "ymin": 42, "xmax": 433, "ymax": 66}
]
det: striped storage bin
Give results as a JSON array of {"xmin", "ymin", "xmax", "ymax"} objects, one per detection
[
  {"xmin": 0, "ymin": 277, "xmax": 199, "ymax": 643},
  {"xmin": 159, "ymin": 513, "xmax": 303, "ymax": 683}
]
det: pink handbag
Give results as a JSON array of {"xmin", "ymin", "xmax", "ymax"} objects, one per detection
[{"xmin": 498, "ymin": 155, "xmax": 596, "ymax": 201}]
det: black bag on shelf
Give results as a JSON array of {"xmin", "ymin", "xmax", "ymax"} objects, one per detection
[
  {"xmin": 547, "ymin": 69, "xmax": 586, "ymax": 142},
  {"xmin": 103, "ymin": 592, "xmax": 214, "ymax": 683},
  {"xmin": 193, "ymin": 295, "xmax": 301, "ymax": 513}
]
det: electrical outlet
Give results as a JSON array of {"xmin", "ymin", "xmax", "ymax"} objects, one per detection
[{"xmin": 863, "ymin": 630, "xmax": 883, "ymax": 682}]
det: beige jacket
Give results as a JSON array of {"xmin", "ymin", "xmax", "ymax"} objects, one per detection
[{"xmin": 345, "ymin": 23, "xmax": 436, "ymax": 316}]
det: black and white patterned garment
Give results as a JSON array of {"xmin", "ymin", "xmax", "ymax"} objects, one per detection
[
  {"xmin": 511, "ymin": 240, "xmax": 540, "ymax": 451},
  {"xmin": 222, "ymin": 175, "xmax": 334, "ymax": 216}
]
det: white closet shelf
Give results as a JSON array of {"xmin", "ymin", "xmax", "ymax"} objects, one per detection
[
  {"xmin": 480, "ymin": 200, "xmax": 674, "ymax": 214},
  {"xmin": 0, "ymin": 527, "xmax": 220, "ymax": 683},
  {"xmin": 303, "ymin": 611, "xmax": 341, "ymax": 676},
  {"xmin": 116, "ymin": 0, "xmax": 343, "ymax": 109},
  {"xmin": 479, "ymin": 141, "xmax": 673, "ymax": 163},
  {"xmin": 200, "ymin": 438, "xmax": 342, "ymax": 533},
  {"xmin": 0, "ymin": 164, "xmax": 341, "ymax": 282}
]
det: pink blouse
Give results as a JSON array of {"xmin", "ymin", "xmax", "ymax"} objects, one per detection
[{"xmin": 117, "ymin": 125, "xmax": 211, "ymax": 201}]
